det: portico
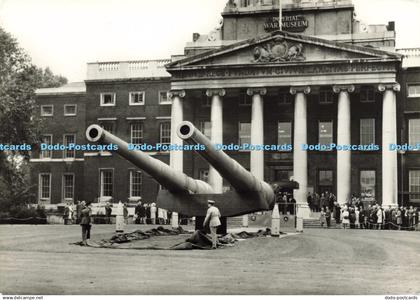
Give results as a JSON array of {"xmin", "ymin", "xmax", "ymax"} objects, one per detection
[{"xmin": 166, "ymin": 31, "xmax": 402, "ymax": 216}]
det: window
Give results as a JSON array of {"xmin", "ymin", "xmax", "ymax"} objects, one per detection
[
  {"xmin": 130, "ymin": 170, "xmax": 142, "ymax": 198},
  {"xmin": 40, "ymin": 135, "xmax": 52, "ymax": 159},
  {"xmin": 63, "ymin": 134, "xmax": 76, "ymax": 158},
  {"xmin": 62, "ymin": 174, "xmax": 74, "ymax": 201},
  {"xmin": 64, "ymin": 104, "xmax": 77, "ymax": 116},
  {"xmin": 159, "ymin": 91, "xmax": 171, "ymax": 105},
  {"xmin": 101, "ymin": 122, "xmax": 114, "ymax": 134},
  {"xmin": 360, "ymin": 119, "xmax": 375, "ymax": 145},
  {"xmin": 274, "ymin": 169, "xmax": 293, "ymax": 182},
  {"xmin": 100, "ymin": 93, "xmax": 116, "ymax": 106},
  {"xmin": 360, "ymin": 170, "xmax": 376, "ymax": 201},
  {"xmin": 278, "ymin": 93, "xmax": 292, "ymax": 105},
  {"xmin": 238, "ymin": 122, "xmax": 251, "ymax": 145},
  {"xmin": 241, "ymin": 0, "xmax": 251, "ymax": 7},
  {"xmin": 239, "ymin": 94, "xmax": 252, "ymax": 106},
  {"xmin": 159, "ymin": 122, "xmax": 171, "ymax": 145},
  {"xmin": 130, "ymin": 123, "xmax": 144, "ymax": 145},
  {"xmin": 129, "ymin": 91, "xmax": 145, "ymax": 105},
  {"xmin": 409, "ymin": 119, "xmax": 420, "ymax": 146},
  {"xmin": 41, "ymin": 105, "xmax": 54, "ymax": 116},
  {"xmin": 200, "ymin": 121, "xmax": 212, "ymax": 139},
  {"xmin": 199, "ymin": 169, "xmax": 209, "ymax": 183},
  {"xmin": 278, "ymin": 122, "xmax": 292, "ymax": 146},
  {"xmin": 408, "ymin": 84, "xmax": 420, "ymax": 98},
  {"xmin": 319, "ymin": 90, "xmax": 334, "ymax": 104},
  {"xmin": 360, "ymin": 87, "xmax": 375, "ymax": 103},
  {"xmin": 318, "ymin": 170, "xmax": 333, "ymax": 194},
  {"xmin": 100, "ymin": 169, "xmax": 113, "ymax": 198},
  {"xmin": 39, "ymin": 173, "xmax": 51, "ymax": 201},
  {"xmin": 202, "ymin": 97, "xmax": 212, "ymax": 107},
  {"xmin": 409, "ymin": 170, "xmax": 420, "ymax": 202},
  {"xmin": 319, "ymin": 121, "xmax": 333, "ymax": 145}
]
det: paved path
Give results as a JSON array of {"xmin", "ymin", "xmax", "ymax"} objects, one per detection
[{"xmin": 0, "ymin": 225, "xmax": 419, "ymax": 295}]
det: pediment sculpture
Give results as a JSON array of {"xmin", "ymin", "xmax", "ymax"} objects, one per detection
[{"xmin": 253, "ymin": 38, "xmax": 306, "ymax": 63}]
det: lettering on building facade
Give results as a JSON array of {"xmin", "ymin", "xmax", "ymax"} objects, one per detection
[
  {"xmin": 264, "ymin": 15, "xmax": 309, "ymax": 33},
  {"xmin": 171, "ymin": 62, "xmax": 396, "ymax": 80}
]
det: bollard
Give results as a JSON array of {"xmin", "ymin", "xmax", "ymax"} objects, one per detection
[
  {"xmin": 242, "ymin": 214, "xmax": 249, "ymax": 227},
  {"xmin": 171, "ymin": 212, "xmax": 179, "ymax": 229},
  {"xmin": 115, "ymin": 201, "xmax": 124, "ymax": 233},
  {"xmin": 271, "ymin": 203, "xmax": 280, "ymax": 237},
  {"xmin": 296, "ymin": 217, "xmax": 303, "ymax": 232}
]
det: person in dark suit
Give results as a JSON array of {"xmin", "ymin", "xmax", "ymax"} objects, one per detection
[
  {"xmin": 105, "ymin": 203, "xmax": 112, "ymax": 224},
  {"xmin": 80, "ymin": 201, "xmax": 92, "ymax": 246}
]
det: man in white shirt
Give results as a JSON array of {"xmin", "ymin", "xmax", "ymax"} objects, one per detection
[{"xmin": 203, "ymin": 199, "xmax": 221, "ymax": 249}]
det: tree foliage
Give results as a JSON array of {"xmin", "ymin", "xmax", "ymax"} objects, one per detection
[{"xmin": 0, "ymin": 26, "xmax": 68, "ymax": 209}]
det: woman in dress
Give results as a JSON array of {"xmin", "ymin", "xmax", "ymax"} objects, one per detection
[{"xmin": 319, "ymin": 207, "xmax": 326, "ymax": 228}]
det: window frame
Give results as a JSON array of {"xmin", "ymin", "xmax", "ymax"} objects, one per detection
[
  {"xmin": 319, "ymin": 90, "xmax": 334, "ymax": 105},
  {"xmin": 129, "ymin": 91, "xmax": 146, "ymax": 106},
  {"xmin": 159, "ymin": 122, "xmax": 171, "ymax": 145},
  {"xmin": 360, "ymin": 87, "xmax": 376, "ymax": 103},
  {"xmin": 407, "ymin": 84, "xmax": 420, "ymax": 98},
  {"xmin": 39, "ymin": 173, "xmax": 52, "ymax": 201},
  {"xmin": 99, "ymin": 169, "xmax": 114, "ymax": 199},
  {"xmin": 41, "ymin": 105, "xmax": 54, "ymax": 117},
  {"xmin": 64, "ymin": 104, "xmax": 77, "ymax": 116},
  {"xmin": 239, "ymin": 94, "xmax": 252, "ymax": 106},
  {"xmin": 360, "ymin": 170, "xmax": 376, "ymax": 201},
  {"xmin": 63, "ymin": 134, "xmax": 76, "ymax": 159},
  {"xmin": 278, "ymin": 121, "xmax": 292, "ymax": 146},
  {"xmin": 408, "ymin": 119, "xmax": 420, "ymax": 146},
  {"xmin": 360, "ymin": 118, "xmax": 376, "ymax": 145},
  {"xmin": 199, "ymin": 121, "xmax": 212, "ymax": 140},
  {"xmin": 129, "ymin": 170, "xmax": 142, "ymax": 199},
  {"xmin": 130, "ymin": 122, "xmax": 144, "ymax": 145},
  {"xmin": 409, "ymin": 170, "xmax": 420, "ymax": 202},
  {"xmin": 238, "ymin": 122, "xmax": 251, "ymax": 146},
  {"xmin": 40, "ymin": 134, "xmax": 53, "ymax": 159},
  {"xmin": 100, "ymin": 92, "xmax": 116, "ymax": 106},
  {"xmin": 318, "ymin": 120, "xmax": 333, "ymax": 146},
  {"xmin": 159, "ymin": 91, "xmax": 171, "ymax": 105},
  {"xmin": 62, "ymin": 173, "xmax": 75, "ymax": 201}
]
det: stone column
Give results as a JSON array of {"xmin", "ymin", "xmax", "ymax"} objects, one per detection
[
  {"xmin": 333, "ymin": 85, "xmax": 355, "ymax": 205},
  {"xmin": 379, "ymin": 83, "xmax": 400, "ymax": 208},
  {"xmin": 290, "ymin": 86, "xmax": 311, "ymax": 219},
  {"xmin": 206, "ymin": 88, "xmax": 226, "ymax": 194},
  {"xmin": 168, "ymin": 89, "xmax": 186, "ymax": 228},
  {"xmin": 243, "ymin": 87, "xmax": 267, "ymax": 227}
]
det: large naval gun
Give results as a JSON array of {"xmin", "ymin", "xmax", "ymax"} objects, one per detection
[{"xmin": 85, "ymin": 123, "xmax": 276, "ymax": 220}]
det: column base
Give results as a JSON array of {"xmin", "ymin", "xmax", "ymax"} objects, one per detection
[{"xmin": 296, "ymin": 204, "xmax": 311, "ymax": 219}]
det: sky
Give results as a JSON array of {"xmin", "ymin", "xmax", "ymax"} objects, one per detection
[{"xmin": 1, "ymin": 0, "xmax": 419, "ymax": 82}]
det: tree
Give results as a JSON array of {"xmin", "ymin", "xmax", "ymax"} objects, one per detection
[{"xmin": 0, "ymin": 27, "xmax": 67, "ymax": 210}]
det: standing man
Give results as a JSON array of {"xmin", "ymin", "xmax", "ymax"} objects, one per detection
[
  {"xmin": 203, "ymin": 199, "xmax": 221, "ymax": 249},
  {"xmin": 80, "ymin": 201, "xmax": 92, "ymax": 246}
]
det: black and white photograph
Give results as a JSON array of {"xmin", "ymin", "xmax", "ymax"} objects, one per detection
[{"xmin": 0, "ymin": 0, "xmax": 420, "ymax": 298}]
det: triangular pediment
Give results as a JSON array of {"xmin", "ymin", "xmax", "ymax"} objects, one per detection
[{"xmin": 167, "ymin": 31, "xmax": 401, "ymax": 69}]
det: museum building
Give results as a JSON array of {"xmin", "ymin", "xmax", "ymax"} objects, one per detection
[{"xmin": 30, "ymin": 0, "xmax": 420, "ymax": 217}]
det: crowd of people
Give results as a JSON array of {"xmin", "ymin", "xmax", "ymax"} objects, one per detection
[{"xmin": 308, "ymin": 192, "xmax": 419, "ymax": 230}]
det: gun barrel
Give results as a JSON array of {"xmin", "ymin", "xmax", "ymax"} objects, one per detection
[
  {"xmin": 86, "ymin": 124, "xmax": 213, "ymax": 194},
  {"xmin": 177, "ymin": 121, "xmax": 275, "ymax": 205}
]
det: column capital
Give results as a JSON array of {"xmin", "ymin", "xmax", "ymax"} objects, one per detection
[
  {"xmin": 247, "ymin": 87, "xmax": 267, "ymax": 96},
  {"xmin": 378, "ymin": 83, "xmax": 401, "ymax": 93},
  {"xmin": 168, "ymin": 90, "xmax": 186, "ymax": 99},
  {"xmin": 290, "ymin": 86, "xmax": 311, "ymax": 95},
  {"xmin": 206, "ymin": 88, "xmax": 226, "ymax": 97},
  {"xmin": 333, "ymin": 84, "xmax": 355, "ymax": 94}
]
